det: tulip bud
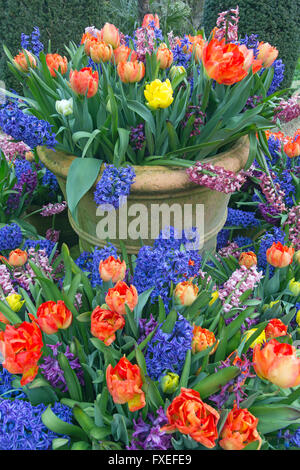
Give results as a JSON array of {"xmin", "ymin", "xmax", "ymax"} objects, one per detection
[
  {"xmin": 295, "ymin": 250, "xmax": 300, "ymax": 264},
  {"xmin": 69, "ymin": 67, "xmax": 99, "ymax": 98},
  {"xmin": 242, "ymin": 328, "xmax": 266, "ymax": 348},
  {"xmin": 174, "ymin": 281, "xmax": 198, "ymax": 306},
  {"xmin": 156, "ymin": 44, "xmax": 173, "ymax": 69},
  {"xmin": 100, "ymin": 23, "xmax": 120, "ymax": 49},
  {"xmin": 194, "ymin": 42, "xmax": 205, "ymax": 63},
  {"xmin": 6, "ymin": 294, "xmax": 25, "ymax": 312},
  {"xmin": 262, "ymin": 300, "xmax": 280, "ymax": 313},
  {"xmin": 117, "ymin": 60, "xmax": 145, "ymax": 83},
  {"xmin": 265, "ymin": 318, "xmax": 288, "ymax": 340},
  {"xmin": 266, "ymin": 242, "xmax": 295, "ymax": 268},
  {"xmin": 8, "ymin": 249, "xmax": 28, "ymax": 267},
  {"xmin": 284, "ymin": 139, "xmax": 300, "ymax": 158},
  {"xmin": 55, "ymin": 98, "xmax": 73, "ymax": 116},
  {"xmin": 25, "ymin": 151, "xmax": 34, "ymax": 162},
  {"xmin": 99, "ymin": 256, "xmax": 126, "ymax": 283},
  {"xmin": 169, "ymin": 65, "xmax": 186, "ymax": 80},
  {"xmin": 90, "ymin": 41, "xmax": 113, "ymax": 63},
  {"xmin": 239, "ymin": 251, "xmax": 257, "ymax": 269},
  {"xmin": 289, "ymin": 278, "xmax": 300, "ymax": 296},
  {"xmin": 257, "ymin": 42, "xmax": 278, "ymax": 67},
  {"xmin": 160, "ymin": 372, "xmax": 179, "ymax": 394},
  {"xmin": 13, "ymin": 50, "xmax": 36, "ymax": 72}
]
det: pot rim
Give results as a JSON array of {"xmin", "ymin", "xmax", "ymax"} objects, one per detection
[{"xmin": 37, "ymin": 135, "xmax": 249, "ymax": 194}]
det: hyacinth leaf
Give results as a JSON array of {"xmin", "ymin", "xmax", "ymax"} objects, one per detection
[
  {"xmin": 127, "ymin": 100, "xmax": 156, "ymax": 136},
  {"xmin": 125, "ymin": 304, "xmax": 139, "ymax": 339},
  {"xmin": 249, "ymin": 405, "xmax": 300, "ymax": 434},
  {"xmin": 161, "ymin": 309, "xmax": 177, "ymax": 334},
  {"xmin": 73, "ymin": 405, "xmax": 95, "ymax": 436},
  {"xmin": 179, "ymin": 350, "xmax": 191, "ymax": 390},
  {"xmin": 66, "ymin": 157, "xmax": 103, "ymax": 223},
  {"xmin": 133, "ymin": 287, "xmax": 154, "ymax": 324},
  {"xmin": 52, "ymin": 438, "xmax": 70, "ymax": 450},
  {"xmin": 58, "ymin": 353, "xmax": 83, "ymax": 402},
  {"xmin": 193, "ymin": 366, "xmax": 240, "ymax": 398},
  {"xmin": 42, "ymin": 405, "xmax": 88, "ymax": 441},
  {"xmin": 0, "ymin": 299, "xmax": 22, "ymax": 324},
  {"xmin": 135, "ymin": 344, "xmax": 147, "ymax": 382}
]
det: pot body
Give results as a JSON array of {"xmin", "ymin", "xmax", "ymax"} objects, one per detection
[{"xmin": 37, "ymin": 137, "xmax": 249, "ymax": 254}]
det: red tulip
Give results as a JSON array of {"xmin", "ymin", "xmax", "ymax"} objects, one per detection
[
  {"xmin": 46, "ymin": 53, "xmax": 68, "ymax": 77},
  {"xmin": 105, "ymin": 281, "xmax": 138, "ymax": 315},
  {"xmin": 69, "ymin": 67, "xmax": 99, "ymax": 98},
  {"xmin": 106, "ymin": 357, "xmax": 146, "ymax": 411},
  {"xmin": 265, "ymin": 318, "xmax": 288, "ymax": 340},
  {"xmin": 161, "ymin": 388, "xmax": 220, "ymax": 448},
  {"xmin": 219, "ymin": 403, "xmax": 261, "ymax": 450},
  {"xmin": 91, "ymin": 307, "xmax": 125, "ymax": 346},
  {"xmin": 202, "ymin": 38, "xmax": 251, "ymax": 85},
  {"xmin": 35, "ymin": 300, "xmax": 72, "ymax": 335},
  {"xmin": 8, "ymin": 249, "xmax": 28, "ymax": 267},
  {"xmin": 266, "ymin": 242, "xmax": 295, "ymax": 268},
  {"xmin": 253, "ymin": 339, "xmax": 300, "ymax": 388},
  {"xmin": 0, "ymin": 320, "xmax": 43, "ymax": 385}
]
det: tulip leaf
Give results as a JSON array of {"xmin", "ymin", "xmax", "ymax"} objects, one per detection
[
  {"xmin": 249, "ymin": 405, "xmax": 300, "ymax": 434},
  {"xmin": 58, "ymin": 353, "xmax": 83, "ymax": 402},
  {"xmin": 0, "ymin": 299, "xmax": 22, "ymax": 324},
  {"xmin": 161, "ymin": 309, "xmax": 178, "ymax": 334},
  {"xmin": 66, "ymin": 157, "xmax": 103, "ymax": 223},
  {"xmin": 193, "ymin": 366, "xmax": 240, "ymax": 398},
  {"xmin": 127, "ymin": 100, "xmax": 156, "ymax": 135},
  {"xmin": 179, "ymin": 350, "xmax": 191, "ymax": 390},
  {"xmin": 42, "ymin": 405, "xmax": 88, "ymax": 441}
]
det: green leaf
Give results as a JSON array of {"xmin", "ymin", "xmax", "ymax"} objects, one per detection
[
  {"xmin": 127, "ymin": 100, "xmax": 156, "ymax": 135},
  {"xmin": 179, "ymin": 350, "xmax": 191, "ymax": 389},
  {"xmin": 161, "ymin": 309, "xmax": 177, "ymax": 334},
  {"xmin": 249, "ymin": 405, "xmax": 300, "ymax": 434},
  {"xmin": 58, "ymin": 353, "xmax": 83, "ymax": 402},
  {"xmin": 66, "ymin": 157, "xmax": 102, "ymax": 222},
  {"xmin": 0, "ymin": 299, "xmax": 22, "ymax": 324},
  {"xmin": 193, "ymin": 366, "xmax": 240, "ymax": 398},
  {"xmin": 73, "ymin": 405, "xmax": 95, "ymax": 435},
  {"xmin": 42, "ymin": 406, "xmax": 88, "ymax": 441}
]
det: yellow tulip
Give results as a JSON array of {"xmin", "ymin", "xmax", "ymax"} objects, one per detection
[
  {"xmin": 6, "ymin": 294, "xmax": 25, "ymax": 312},
  {"xmin": 243, "ymin": 328, "xmax": 266, "ymax": 348},
  {"xmin": 209, "ymin": 290, "xmax": 219, "ymax": 306},
  {"xmin": 144, "ymin": 78, "xmax": 174, "ymax": 109}
]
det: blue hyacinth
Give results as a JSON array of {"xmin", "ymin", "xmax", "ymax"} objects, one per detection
[
  {"xmin": 94, "ymin": 164, "xmax": 136, "ymax": 209},
  {"xmin": 0, "ymin": 223, "xmax": 23, "ymax": 251}
]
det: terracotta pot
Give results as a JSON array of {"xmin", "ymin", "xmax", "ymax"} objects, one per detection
[{"xmin": 37, "ymin": 136, "xmax": 249, "ymax": 254}]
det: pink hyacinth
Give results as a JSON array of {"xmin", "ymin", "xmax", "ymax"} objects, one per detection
[
  {"xmin": 218, "ymin": 241, "xmax": 241, "ymax": 259},
  {"xmin": 0, "ymin": 264, "xmax": 16, "ymax": 298},
  {"xmin": 135, "ymin": 27, "xmax": 155, "ymax": 62},
  {"xmin": 258, "ymin": 171, "xmax": 286, "ymax": 213},
  {"xmin": 167, "ymin": 31, "xmax": 179, "ymax": 50},
  {"xmin": 214, "ymin": 5, "xmax": 239, "ymax": 42},
  {"xmin": 13, "ymin": 248, "xmax": 53, "ymax": 291},
  {"xmin": 46, "ymin": 228, "xmax": 60, "ymax": 243},
  {"xmin": 219, "ymin": 265, "xmax": 263, "ymax": 312},
  {"xmin": 40, "ymin": 201, "xmax": 67, "ymax": 217},
  {"xmin": 187, "ymin": 162, "xmax": 247, "ymax": 193},
  {"xmin": 0, "ymin": 133, "xmax": 30, "ymax": 161},
  {"xmin": 273, "ymin": 94, "xmax": 300, "ymax": 123}
]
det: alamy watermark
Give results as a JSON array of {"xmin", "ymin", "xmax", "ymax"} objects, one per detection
[{"xmin": 96, "ymin": 197, "xmax": 205, "ymax": 250}]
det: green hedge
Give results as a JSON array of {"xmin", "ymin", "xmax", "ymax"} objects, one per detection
[
  {"xmin": 202, "ymin": 0, "xmax": 300, "ymax": 89},
  {"xmin": 0, "ymin": 0, "xmax": 114, "ymax": 92}
]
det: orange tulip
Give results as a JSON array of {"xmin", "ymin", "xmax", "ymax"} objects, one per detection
[
  {"xmin": 13, "ymin": 50, "xmax": 36, "ymax": 72},
  {"xmin": 202, "ymin": 38, "xmax": 251, "ymax": 85},
  {"xmin": 90, "ymin": 41, "xmax": 113, "ymax": 63},
  {"xmin": 284, "ymin": 138, "xmax": 300, "ymax": 158},
  {"xmin": 239, "ymin": 251, "xmax": 257, "ymax": 269},
  {"xmin": 45, "ymin": 53, "xmax": 68, "ymax": 77},
  {"xmin": 257, "ymin": 42, "xmax": 278, "ymax": 68},
  {"xmin": 192, "ymin": 325, "xmax": 218, "ymax": 354},
  {"xmin": 161, "ymin": 388, "xmax": 220, "ymax": 448},
  {"xmin": 113, "ymin": 45, "xmax": 137, "ymax": 65},
  {"xmin": 265, "ymin": 318, "xmax": 288, "ymax": 340},
  {"xmin": 81, "ymin": 32, "xmax": 100, "ymax": 56},
  {"xmin": 253, "ymin": 339, "xmax": 300, "ymax": 388},
  {"xmin": 142, "ymin": 13, "xmax": 160, "ymax": 29},
  {"xmin": 91, "ymin": 307, "xmax": 125, "ymax": 346},
  {"xmin": 266, "ymin": 242, "xmax": 295, "ymax": 268},
  {"xmin": 117, "ymin": 60, "xmax": 145, "ymax": 83},
  {"xmin": 8, "ymin": 249, "xmax": 28, "ymax": 267},
  {"xmin": 106, "ymin": 357, "xmax": 146, "ymax": 411},
  {"xmin": 34, "ymin": 300, "xmax": 72, "ymax": 335},
  {"xmin": 69, "ymin": 67, "xmax": 99, "ymax": 98},
  {"xmin": 100, "ymin": 23, "xmax": 120, "ymax": 49},
  {"xmin": 105, "ymin": 281, "xmax": 138, "ymax": 315},
  {"xmin": 174, "ymin": 280, "xmax": 199, "ymax": 306},
  {"xmin": 156, "ymin": 44, "xmax": 173, "ymax": 69},
  {"xmin": 219, "ymin": 403, "xmax": 262, "ymax": 450},
  {"xmin": 0, "ymin": 320, "xmax": 43, "ymax": 385},
  {"xmin": 194, "ymin": 41, "xmax": 206, "ymax": 63},
  {"xmin": 99, "ymin": 255, "xmax": 126, "ymax": 283}
]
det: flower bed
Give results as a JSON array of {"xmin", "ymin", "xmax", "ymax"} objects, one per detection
[{"xmin": 0, "ymin": 8, "xmax": 299, "ymax": 452}]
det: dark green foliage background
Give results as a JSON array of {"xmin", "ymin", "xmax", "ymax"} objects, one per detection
[
  {"xmin": 203, "ymin": 0, "xmax": 300, "ymax": 89},
  {"xmin": 0, "ymin": 0, "xmax": 114, "ymax": 92}
]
